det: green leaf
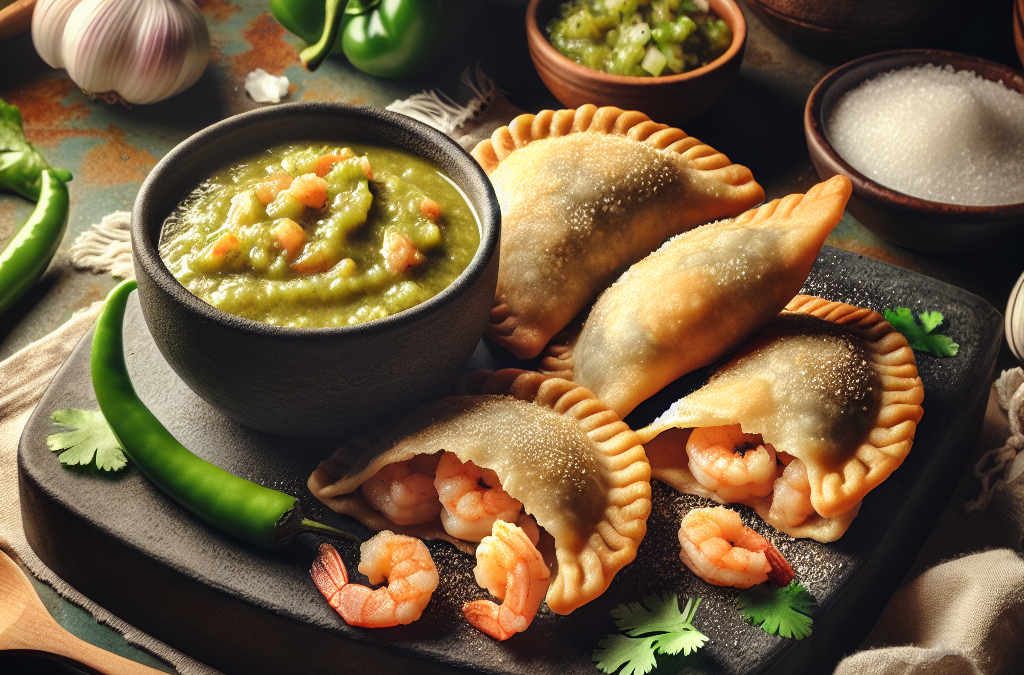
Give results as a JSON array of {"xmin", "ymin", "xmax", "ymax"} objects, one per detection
[
  {"xmin": 0, "ymin": 98, "xmax": 72, "ymax": 201},
  {"xmin": 883, "ymin": 307, "xmax": 959, "ymax": 357},
  {"xmin": 593, "ymin": 594, "xmax": 707, "ymax": 674},
  {"xmin": 47, "ymin": 409, "xmax": 128, "ymax": 472},
  {"xmin": 614, "ymin": 593, "xmax": 698, "ymax": 636},
  {"xmin": 593, "ymin": 634, "xmax": 659, "ymax": 675},
  {"xmin": 737, "ymin": 581, "xmax": 816, "ymax": 639},
  {"xmin": 652, "ymin": 629, "xmax": 707, "ymax": 657}
]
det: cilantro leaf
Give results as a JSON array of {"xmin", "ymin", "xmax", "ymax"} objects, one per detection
[
  {"xmin": 737, "ymin": 581, "xmax": 816, "ymax": 639},
  {"xmin": 594, "ymin": 594, "xmax": 707, "ymax": 674},
  {"xmin": 0, "ymin": 98, "xmax": 72, "ymax": 201},
  {"xmin": 883, "ymin": 307, "xmax": 958, "ymax": 357},
  {"xmin": 594, "ymin": 634, "xmax": 659, "ymax": 675},
  {"xmin": 47, "ymin": 409, "xmax": 128, "ymax": 472}
]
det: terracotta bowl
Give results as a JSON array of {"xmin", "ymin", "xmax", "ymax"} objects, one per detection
[
  {"xmin": 744, "ymin": 0, "xmax": 959, "ymax": 63},
  {"xmin": 805, "ymin": 49, "xmax": 1024, "ymax": 255},
  {"xmin": 132, "ymin": 102, "xmax": 500, "ymax": 438},
  {"xmin": 1015, "ymin": 0, "xmax": 1024, "ymax": 68},
  {"xmin": 526, "ymin": 0, "xmax": 746, "ymax": 124}
]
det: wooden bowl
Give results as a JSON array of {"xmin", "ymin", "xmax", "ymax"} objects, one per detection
[
  {"xmin": 1015, "ymin": 0, "xmax": 1024, "ymax": 68},
  {"xmin": 805, "ymin": 49, "xmax": 1024, "ymax": 255},
  {"xmin": 526, "ymin": 0, "xmax": 746, "ymax": 124},
  {"xmin": 745, "ymin": 0, "xmax": 959, "ymax": 63}
]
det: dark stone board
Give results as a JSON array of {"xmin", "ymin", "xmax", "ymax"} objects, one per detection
[{"xmin": 19, "ymin": 246, "xmax": 1002, "ymax": 675}]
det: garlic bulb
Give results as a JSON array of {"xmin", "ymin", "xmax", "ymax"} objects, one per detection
[
  {"xmin": 32, "ymin": 0, "xmax": 210, "ymax": 105},
  {"xmin": 1006, "ymin": 269, "xmax": 1024, "ymax": 364}
]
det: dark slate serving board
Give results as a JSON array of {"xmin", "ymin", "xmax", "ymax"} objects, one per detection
[{"xmin": 19, "ymin": 247, "xmax": 1002, "ymax": 675}]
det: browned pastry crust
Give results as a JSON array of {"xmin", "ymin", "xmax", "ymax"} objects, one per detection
[
  {"xmin": 471, "ymin": 104, "xmax": 764, "ymax": 359},
  {"xmin": 308, "ymin": 369, "xmax": 652, "ymax": 614}
]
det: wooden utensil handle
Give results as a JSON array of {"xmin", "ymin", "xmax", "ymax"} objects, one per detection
[
  {"xmin": 11, "ymin": 623, "xmax": 167, "ymax": 675},
  {"xmin": 0, "ymin": 0, "xmax": 36, "ymax": 43}
]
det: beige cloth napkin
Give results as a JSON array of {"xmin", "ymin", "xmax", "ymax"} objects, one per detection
[{"xmin": 1, "ymin": 76, "xmax": 1023, "ymax": 675}]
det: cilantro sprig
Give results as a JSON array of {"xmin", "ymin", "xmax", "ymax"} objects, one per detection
[
  {"xmin": 737, "ymin": 580, "xmax": 816, "ymax": 639},
  {"xmin": 593, "ymin": 593, "xmax": 707, "ymax": 675},
  {"xmin": 47, "ymin": 409, "xmax": 128, "ymax": 472},
  {"xmin": 883, "ymin": 307, "xmax": 958, "ymax": 357}
]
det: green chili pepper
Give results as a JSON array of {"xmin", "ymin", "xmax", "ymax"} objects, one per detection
[
  {"xmin": 0, "ymin": 170, "xmax": 69, "ymax": 318},
  {"xmin": 91, "ymin": 280, "xmax": 359, "ymax": 550},
  {"xmin": 1, "ymin": 98, "xmax": 72, "ymax": 201},
  {"xmin": 275, "ymin": 0, "xmax": 475, "ymax": 78}
]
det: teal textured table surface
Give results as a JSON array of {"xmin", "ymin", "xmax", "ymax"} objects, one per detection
[{"xmin": 1, "ymin": 0, "xmax": 1022, "ymax": 672}]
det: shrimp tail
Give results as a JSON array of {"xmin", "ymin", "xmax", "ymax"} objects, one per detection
[
  {"xmin": 764, "ymin": 543, "xmax": 795, "ymax": 587},
  {"xmin": 311, "ymin": 543, "xmax": 350, "ymax": 608},
  {"xmin": 463, "ymin": 599, "xmax": 522, "ymax": 641}
]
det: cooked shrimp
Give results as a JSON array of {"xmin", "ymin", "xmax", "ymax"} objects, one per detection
[
  {"xmin": 361, "ymin": 454, "xmax": 443, "ymax": 526},
  {"xmin": 289, "ymin": 173, "xmax": 328, "ymax": 209},
  {"xmin": 678, "ymin": 506, "xmax": 793, "ymax": 589},
  {"xmin": 382, "ymin": 230, "xmax": 425, "ymax": 274},
  {"xmin": 434, "ymin": 452, "xmax": 523, "ymax": 541},
  {"xmin": 311, "ymin": 532, "xmax": 439, "ymax": 627},
  {"xmin": 686, "ymin": 425, "xmax": 778, "ymax": 502},
  {"xmin": 768, "ymin": 456, "xmax": 816, "ymax": 528},
  {"xmin": 463, "ymin": 520, "xmax": 550, "ymax": 641}
]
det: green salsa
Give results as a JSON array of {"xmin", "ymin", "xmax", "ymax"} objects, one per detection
[
  {"xmin": 159, "ymin": 143, "xmax": 480, "ymax": 328},
  {"xmin": 547, "ymin": 0, "xmax": 732, "ymax": 77}
]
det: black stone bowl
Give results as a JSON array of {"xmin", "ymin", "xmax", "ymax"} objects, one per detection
[{"xmin": 132, "ymin": 102, "xmax": 500, "ymax": 438}]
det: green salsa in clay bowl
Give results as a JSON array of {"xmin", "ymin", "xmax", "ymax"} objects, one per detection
[{"xmin": 526, "ymin": 0, "xmax": 747, "ymax": 123}]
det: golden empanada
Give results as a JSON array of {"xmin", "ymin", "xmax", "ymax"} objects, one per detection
[
  {"xmin": 308, "ymin": 370, "xmax": 651, "ymax": 614},
  {"xmin": 471, "ymin": 105, "xmax": 764, "ymax": 359},
  {"xmin": 638, "ymin": 296, "xmax": 924, "ymax": 541},
  {"xmin": 542, "ymin": 176, "xmax": 852, "ymax": 417}
]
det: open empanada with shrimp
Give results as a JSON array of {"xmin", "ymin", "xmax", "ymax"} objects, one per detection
[
  {"xmin": 308, "ymin": 369, "xmax": 651, "ymax": 615},
  {"xmin": 638, "ymin": 295, "xmax": 924, "ymax": 542},
  {"xmin": 471, "ymin": 105, "xmax": 764, "ymax": 359},
  {"xmin": 541, "ymin": 176, "xmax": 853, "ymax": 417}
]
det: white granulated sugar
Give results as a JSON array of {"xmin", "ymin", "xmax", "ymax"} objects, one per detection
[{"xmin": 827, "ymin": 64, "xmax": 1024, "ymax": 206}]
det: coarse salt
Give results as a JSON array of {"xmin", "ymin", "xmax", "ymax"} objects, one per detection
[
  {"xmin": 826, "ymin": 64, "xmax": 1024, "ymax": 206},
  {"xmin": 244, "ymin": 69, "xmax": 289, "ymax": 104}
]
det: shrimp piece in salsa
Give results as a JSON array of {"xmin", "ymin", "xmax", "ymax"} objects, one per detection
[
  {"xmin": 434, "ymin": 452, "xmax": 523, "ymax": 542},
  {"xmin": 678, "ymin": 506, "xmax": 793, "ymax": 589},
  {"xmin": 463, "ymin": 520, "xmax": 550, "ymax": 641},
  {"xmin": 311, "ymin": 532, "xmax": 439, "ymax": 627},
  {"xmin": 686, "ymin": 424, "xmax": 778, "ymax": 503}
]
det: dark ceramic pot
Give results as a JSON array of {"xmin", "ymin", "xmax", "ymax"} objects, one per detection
[
  {"xmin": 805, "ymin": 50, "xmax": 1024, "ymax": 255},
  {"xmin": 132, "ymin": 102, "xmax": 500, "ymax": 438},
  {"xmin": 744, "ymin": 0, "xmax": 960, "ymax": 63},
  {"xmin": 526, "ymin": 0, "xmax": 746, "ymax": 124},
  {"xmin": 1015, "ymin": 0, "xmax": 1023, "ymax": 69}
]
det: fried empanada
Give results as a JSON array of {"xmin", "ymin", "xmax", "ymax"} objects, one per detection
[
  {"xmin": 542, "ymin": 176, "xmax": 852, "ymax": 417},
  {"xmin": 472, "ymin": 105, "xmax": 764, "ymax": 359},
  {"xmin": 638, "ymin": 296, "xmax": 924, "ymax": 541},
  {"xmin": 308, "ymin": 370, "xmax": 651, "ymax": 614}
]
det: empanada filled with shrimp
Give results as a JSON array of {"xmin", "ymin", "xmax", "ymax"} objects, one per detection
[
  {"xmin": 639, "ymin": 296, "xmax": 924, "ymax": 542},
  {"xmin": 471, "ymin": 105, "xmax": 764, "ymax": 359},
  {"xmin": 541, "ymin": 176, "xmax": 853, "ymax": 417},
  {"xmin": 308, "ymin": 369, "xmax": 652, "ymax": 615}
]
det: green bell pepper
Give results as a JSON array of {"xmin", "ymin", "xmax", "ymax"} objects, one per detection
[
  {"xmin": 268, "ymin": 0, "xmax": 346, "ymax": 58},
  {"xmin": 272, "ymin": 0, "xmax": 475, "ymax": 78}
]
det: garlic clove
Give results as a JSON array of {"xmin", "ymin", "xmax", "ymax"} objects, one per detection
[{"xmin": 31, "ymin": 0, "xmax": 83, "ymax": 69}]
